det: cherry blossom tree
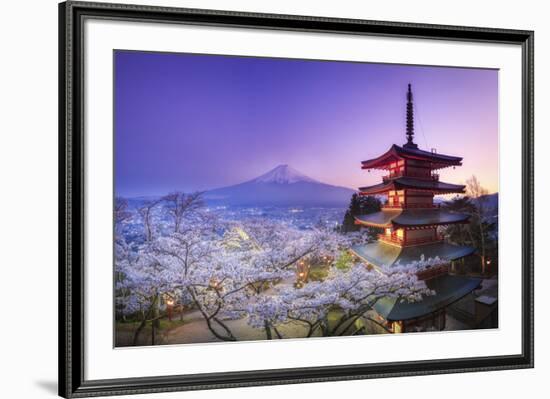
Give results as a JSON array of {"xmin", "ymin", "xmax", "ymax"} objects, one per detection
[
  {"xmin": 116, "ymin": 242, "xmax": 175, "ymax": 344},
  {"xmin": 115, "ymin": 195, "xmax": 438, "ymax": 343},
  {"xmin": 138, "ymin": 199, "xmax": 161, "ymax": 242},
  {"xmin": 146, "ymin": 218, "xmax": 346, "ymax": 341},
  {"xmin": 161, "ymin": 191, "xmax": 204, "ymax": 233},
  {"xmin": 247, "ymin": 258, "xmax": 437, "ymax": 338},
  {"xmin": 466, "ymin": 175, "xmax": 490, "ymax": 273}
]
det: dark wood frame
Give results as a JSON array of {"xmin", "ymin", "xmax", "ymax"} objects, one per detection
[{"xmin": 59, "ymin": 1, "xmax": 534, "ymax": 397}]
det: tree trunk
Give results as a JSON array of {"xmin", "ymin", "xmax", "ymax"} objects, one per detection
[
  {"xmin": 213, "ymin": 317, "xmax": 236, "ymax": 340},
  {"xmin": 320, "ymin": 316, "xmax": 330, "ymax": 336},
  {"xmin": 479, "ymin": 224, "xmax": 486, "ymax": 274},
  {"xmin": 152, "ymin": 293, "xmax": 161, "ymax": 343},
  {"xmin": 273, "ymin": 326, "xmax": 283, "ymax": 339},
  {"xmin": 132, "ymin": 319, "xmax": 147, "ymax": 346},
  {"xmin": 132, "ymin": 296, "xmax": 157, "ymax": 346},
  {"xmin": 264, "ymin": 320, "xmax": 272, "ymax": 340},
  {"xmin": 204, "ymin": 317, "xmax": 236, "ymax": 341}
]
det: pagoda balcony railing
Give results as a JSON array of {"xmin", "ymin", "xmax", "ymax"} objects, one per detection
[
  {"xmin": 378, "ymin": 234, "xmax": 401, "ymax": 245},
  {"xmin": 378, "ymin": 234, "xmax": 444, "ymax": 247},
  {"xmin": 382, "ymin": 203, "xmax": 441, "ymax": 210},
  {"xmin": 383, "ymin": 172, "xmax": 439, "ymax": 183},
  {"xmin": 416, "ymin": 264, "xmax": 450, "ymax": 281}
]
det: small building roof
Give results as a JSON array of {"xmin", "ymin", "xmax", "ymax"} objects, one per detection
[
  {"xmin": 361, "ymin": 144, "xmax": 463, "ymax": 171},
  {"xmin": 475, "ymin": 295, "xmax": 497, "ymax": 306},
  {"xmin": 355, "ymin": 209, "xmax": 469, "ymax": 228},
  {"xmin": 358, "ymin": 176, "xmax": 465, "ymax": 195},
  {"xmin": 372, "ymin": 274, "xmax": 482, "ymax": 321},
  {"xmin": 350, "ymin": 241, "xmax": 475, "ymax": 268}
]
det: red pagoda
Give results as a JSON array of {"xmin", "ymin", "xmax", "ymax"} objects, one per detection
[{"xmin": 351, "ymin": 84, "xmax": 480, "ymax": 333}]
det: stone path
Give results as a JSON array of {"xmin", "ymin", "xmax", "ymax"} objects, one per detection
[
  {"xmin": 163, "ymin": 277, "xmax": 312, "ymax": 344},
  {"xmin": 162, "ymin": 311, "xmax": 312, "ymax": 344}
]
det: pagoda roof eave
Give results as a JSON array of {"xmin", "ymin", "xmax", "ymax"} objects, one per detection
[
  {"xmin": 355, "ymin": 209, "xmax": 470, "ymax": 228},
  {"xmin": 358, "ymin": 181, "xmax": 394, "ymax": 195},
  {"xmin": 354, "ymin": 209, "xmax": 401, "ymax": 228},
  {"xmin": 350, "ymin": 241, "xmax": 476, "ymax": 269},
  {"xmin": 360, "ymin": 145, "xmax": 402, "ymax": 170},
  {"xmin": 361, "ymin": 144, "xmax": 463, "ymax": 170},
  {"xmin": 358, "ymin": 177, "xmax": 466, "ymax": 195},
  {"xmin": 372, "ymin": 274, "xmax": 482, "ymax": 321}
]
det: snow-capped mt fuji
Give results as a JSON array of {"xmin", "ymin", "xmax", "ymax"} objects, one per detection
[
  {"xmin": 250, "ymin": 164, "xmax": 319, "ymax": 184},
  {"xmin": 205, "ymin": 165, "xmax": 355, "ymax": 207}
]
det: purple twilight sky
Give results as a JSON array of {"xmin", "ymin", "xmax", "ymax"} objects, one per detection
[{"xmin": 114, "ymin": 50, "xmax": 499, "ymax": 198}]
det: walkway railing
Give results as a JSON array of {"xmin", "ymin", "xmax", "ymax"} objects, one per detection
[
  {"xmin": 381, "ymin": 203, "xmax": 441, "ymax": 210},
  {"xmin": 383, "ymin": 172, "xmax": 440, "ymax": 183},
  {"xmin": 378, "ymin": 234, "xmax": 443, "ymax": 247}
]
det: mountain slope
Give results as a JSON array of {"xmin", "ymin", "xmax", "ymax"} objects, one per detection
[
  {"xmin": 250, "ymin": 164, "xmax": 319, "ymax": 184},
  {"xmin": 205, "ymin": 165, "xmax": 355, "ymax": 207}
]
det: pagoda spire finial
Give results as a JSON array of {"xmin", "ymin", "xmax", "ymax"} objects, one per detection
[{"xmin": 404, "ymin": 83, "xmax": 418, "ymax": 149}]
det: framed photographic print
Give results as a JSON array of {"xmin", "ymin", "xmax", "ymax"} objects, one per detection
[{"xmin": 59, "ymin": 1, "xmax": 534, "ymax": 397}]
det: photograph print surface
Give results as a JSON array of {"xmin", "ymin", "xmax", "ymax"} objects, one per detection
[{"xmin": 114, "ymin": 51, "xmax": 499, "ymax": 347}]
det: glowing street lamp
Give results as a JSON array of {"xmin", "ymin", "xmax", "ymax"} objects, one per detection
[
  {"xmin": 166, "ymin": 298, "xmax": 174, "ymax": 322},
  {"xmin": 209, "ymin": 279, "xmax": 220, "ymax": 290}
]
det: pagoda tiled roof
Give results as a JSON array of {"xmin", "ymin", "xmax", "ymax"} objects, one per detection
[
  {"xmin": 350, "ymin": 241, "xmax": 475, "ymax": 269},
  {"xmin": 361, "ymin": 144, "xmax": 463, "ymax": 170},
  {"xmin": 355, "ymin": 209, "xmax": 469, "ymax": 228},
  {"xmin": 358, "ymin": 176, "xmax": 465, "ymax": 195},
  {"xmin": 372, "ymin": 274, "xmax": 481, "ymax": 321},
  {"xmin": 355, "ymin": 209, "xmax": 402, "ymax": 227}
]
